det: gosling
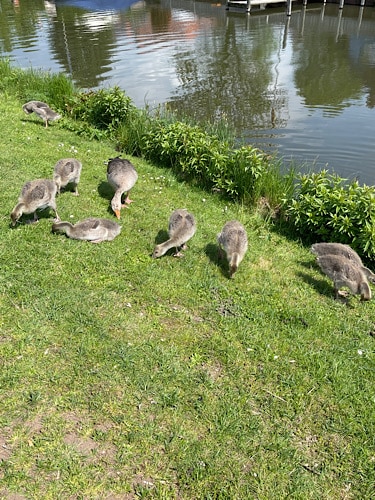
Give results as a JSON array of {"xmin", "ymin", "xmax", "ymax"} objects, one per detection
[
  {"xmin": 11, "ymin": 179, "xmax": 59, "ymax": 226},
  {"xmin": 217, "ymin": 220, "xmax": 248, "ymax": 278},
  {"xmin": 53, "ymin": 158, "xmax": 82, "ymax": 196},
  {"xmin": 315, "ymin": 254, "xmax": 371, "ymax": 301},
  {"xmin": 311, "ymin": 242, "xmax": 375, "ymax": 283},
  {"xmin": 22, "ymin": 101, "xmax": 61, "ymax": 128},
  {"xmin": 107, "ymin": 157, "xmax": 138, "ymax": 219},
  {"xmin": 52, "ymin": 218, "xmax": 121, "ymax": 243},
  {"xmin": 152, "ymin": 209, "xmax": 196, "ymax": 258}
]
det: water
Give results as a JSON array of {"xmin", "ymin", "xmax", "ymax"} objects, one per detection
[{"xmin": 1, "ymin": 0, "xmax": 375, "ymax": 183}]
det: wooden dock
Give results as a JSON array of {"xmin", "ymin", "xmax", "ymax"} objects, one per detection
[
  {"xmin": 226, "ymin": 0, "xmax": 367, "ymax": 13},
  {"xmin": 226, "ymin": 0, "xmax": 292, "ymax": 8}
]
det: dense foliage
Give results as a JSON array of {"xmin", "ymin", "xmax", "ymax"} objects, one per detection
[
  {"xmin": 286, "ymin": 170, "xmax": 375, "ymax": 260},
  {"xmin": 141, "ymin": 121, "xmax": 272, "ymax": 203},
  {"xmin": 68, "ymin": 86, "xmax": 135, "ymax": 131}
]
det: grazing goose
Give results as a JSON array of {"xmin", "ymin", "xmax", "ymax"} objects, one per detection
[
  {"xmin": 22, "ymin": 101, "xmax": 61, "ymax": 128},
  {"xmin": 106, "ymin": 157, "xmax": 138, "ymax": 219},
  {"xmin": 311, "ymin": 242, "xmax": 375, "ymax": 284},
  {"xmin": 53, "ymin": 158, "xmax": 82, "ymax": 196},
  {"xmin": 217, "ymin": 220, "xmax": 248, "ymax": 278},
  {"xmin": 11, "ymin": 179, "xmax": 59, "ymax": 226},
  {"xmin": 315, "ymin": 254, "xmax": 371, "ymax": 301},
  {"xmin": 152, "ymin": 209, "xmax": 196, "ymax": 258},
  {"xmin": 52, "ymin": 218, "xmax": 121, "ymax": 243}
]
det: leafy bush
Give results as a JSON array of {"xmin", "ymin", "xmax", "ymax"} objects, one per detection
[
  {"xmin": 285, "ymin": 170, "xmax": 375, "ymax": 259},
  {"xmin": 141, "ymin": 121, "xmax": 275, "ymax": 202},
  {"xmin": 69, "ymin": 86, "xmax": 134, "ymax": 131}
]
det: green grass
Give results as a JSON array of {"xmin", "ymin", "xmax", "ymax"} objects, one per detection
[{"xmin": 1, "ymin": 93, "xmax": 375, "ymax": 499}]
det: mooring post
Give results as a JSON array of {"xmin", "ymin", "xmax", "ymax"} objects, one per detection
[
  {"xmin": 360, "ymin": 0, "xmax": 365, "ymax": 5},
  {"xmin": 246, "ymin": 0, "xmax": 251, "ymax": 13},
  {"xmin": 339, "ymin": 0, "xmax": 344, "ymax": 9},
  {"xmin": 286, "ymin": 0, "xmax": 292, "ymax": 16}
]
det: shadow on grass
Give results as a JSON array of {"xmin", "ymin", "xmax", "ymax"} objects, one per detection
[
  {"xmin": 205, "ymin": 242, "xmax": 230, "ymax": 278},
  {"xmin": 150, "ymin": 229, "xmax": 176, "ymax": 257},
  {"xmin": 98, "ymin": 180, "xmax": 113, "ymax": 201},
  {"xmin": 154, "ymin": 229, "xmax": 169, "ymax": 245},
  {"xmin": 9, "ymin": 208, "xmax": 56, "ymax": 228},
  {"xmin": 296, "ymin": 269, "xmax": 356, "ymax": 307},
  {"xmin": 97, "ymin": 180, "xmax": 117, "ymax": 217},
  {"xmin": 298, "ymin": 260, "xmax": 332, "ymax": 297}
]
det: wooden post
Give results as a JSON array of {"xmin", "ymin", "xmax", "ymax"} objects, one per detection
[
  {"xmin": 246, "ymin": 0, "xmax": 251, "ymax": 13},
  {"xmin": 357, "ymin": 6, "xmax": 364, "ymax": 33},
  {"xmin": 339, "ymin": 0, "xmax": 344, "ymax": 9},
  {"xmin": 287, "ymin": 0, "xmax": 292, "ymax": 16},
  {"xmin": 283, "ymin": 16, "xmax": 290, "ymax": 48}
]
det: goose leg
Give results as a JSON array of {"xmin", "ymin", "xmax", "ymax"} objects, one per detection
[
  {"xmin": 26, "ymin": 212, "xmax": 39, "ymax": 224},
  {"xmin": 173, "ymin": 246, "xmax": 185, "ymax": 258},
  {"xmin": 53, "ymin": 209, "xmax": 60, "ymax": 222},
  {"xmin": 122, "ymin": 191, "xmax": 134, "ymax": 207}
]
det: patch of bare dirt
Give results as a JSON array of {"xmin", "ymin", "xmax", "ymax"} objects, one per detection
[
  {"xmin": 63, "ymin": 432, "xmax": 97, "ymax": 455},
  {"xmin": 0, "ymin": 491, "xmax": 27, "ymax": 500}
]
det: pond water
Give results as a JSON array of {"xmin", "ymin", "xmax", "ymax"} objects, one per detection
[{"xmin": 1, "ymin": 0, "xmax": 375, "ymax": 183}]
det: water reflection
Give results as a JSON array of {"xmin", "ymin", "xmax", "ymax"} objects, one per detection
[{"xmin": 1, "ymin": 0, "xmax": 375, "ymax": 182}]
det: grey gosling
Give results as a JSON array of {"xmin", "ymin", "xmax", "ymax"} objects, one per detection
[
  {"xmin": 315, "ymin": 254, "xmax": 371, "ymax": 301},
  {"xmin": 311, "ymin": 242, "xmax": 375, "ymax": 283},
  {"xmin": 107, "ymin": 157, "xmax": 138, "ymax": 219},
  {"xmin": 152, "ymin": 209, "xmax": 196, "ymax": 258},
  {"xmin": 217, "ymin": 220, "xmax": 248, "ymax": 278},
  {"xmin": 11, "ymin": 179, "xmax": 59, "ymax": 226},
  {"xmin": 53, "ymin": 158, "xmax": 82, "ymax": 196},
  {"xmin": 22, "ymin": 101, "xmax": 61, "ymax": 128},
  {"xmin": 52, "ymin": 218, "xmax": 121, "ymax": 243}
]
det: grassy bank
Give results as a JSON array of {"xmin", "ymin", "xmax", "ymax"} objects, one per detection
[{"xmin": 1, "ymin": 89, "xmax": 375, "ymax": 498}]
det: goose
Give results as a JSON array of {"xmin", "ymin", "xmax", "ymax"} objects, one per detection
[
  {"xmin": 311, "ymin": 242, "xmax": 375, "ymax": 283},
  {"xmin": 106, "ymin": 157, "xmax": 138, "ymax": 219},
  {"xmin": 217, "ymin": 220, "xmax": 248, "ymax": 277},
  {"xmin": 22, "ymin": 101, "xmax": 61, "ymax": 128},
  {"xmin": 152, "ymin": 209, "xmax": 196, "ymax": 258},
  {"xmin": 315, "ymin": 254, "xmax": 371, "ymax": 301},
  {"xmin": 52, "ymin": 218, "xmax": 121, "ymax": 243},
  {"xmin": 53, "ymin": 158, "xmax": 82, "ymax": 196},
  {"xmin": 11, "ymin": 179, "xmax": 59, "ymax": 226}
]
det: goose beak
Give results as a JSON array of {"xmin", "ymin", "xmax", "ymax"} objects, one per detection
[{"xmin": 114, "ymin": 209, "xmax": 121, "ymax": 219}]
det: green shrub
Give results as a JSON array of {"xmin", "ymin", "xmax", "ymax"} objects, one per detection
[
  {"xmin": 69, "ymin": 86, "xmax": 134, "ymax": 131},
  {"xmin": 285, "ymin": 170, "xmax": 375, "ymax": 259},
  {"xmin": 141, "ymin": 121, "xmax": 277, "ymax": 202},
  {"xmin": 142, "ymin": 121, "xmax": 227, "ymax": 174}
]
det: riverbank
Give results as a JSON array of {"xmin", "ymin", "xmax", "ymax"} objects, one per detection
[{"xmin": 1, "ymin": 90, "xmax": 375, "ymax": 498}]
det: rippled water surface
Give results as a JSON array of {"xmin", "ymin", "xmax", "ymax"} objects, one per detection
[{"xmin": 1, "ymin": 0, "xmax": 375, "ymax": 182}]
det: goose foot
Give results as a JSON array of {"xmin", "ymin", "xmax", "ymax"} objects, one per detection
[{"xmin": 123, "ymin": 196, "xmax": 134, "ymax": 206}]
